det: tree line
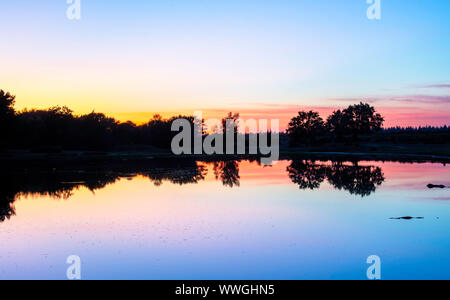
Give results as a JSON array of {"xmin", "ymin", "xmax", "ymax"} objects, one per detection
[
  {"xmin": 286, "ymin": 102, "xmax": 450, "ymax": 146},
  {"xmin": 1, "ymin": 89, "xmax": 449, "ymax": 151},
  {"xmin": 0, "ymin": 90, "xmax": 198, "ymax": 151},
  {"xmin": 286, "ymin": 102, "xmax": 385, "ymax": 145}
]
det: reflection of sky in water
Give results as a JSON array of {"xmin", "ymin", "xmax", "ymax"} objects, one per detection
[{"xmin": 0, "ymin": 161, "xmax": 449, "ymax": 279}]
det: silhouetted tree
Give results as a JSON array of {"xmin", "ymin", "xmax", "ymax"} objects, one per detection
[
  {"xmin": 324, "ymin": 102, "xmax": 384, "ymax": 142},
  {"xmin": 0, "ymin": 90, "xmax": 15, "ymax": 117},
  {"xmin": 16, "ymin": 106, "xmax": 76, "ymax": 150},
  {"xmin": 220, "ymin": 112, "xmax": 240, "ymax": 153},
  {"xmin": 286, "ymin": 111, "xmax": 325, "ymax": 146},
  {"xmin": 326, "ymin": 109, "xmax": 347, "ymax": 142},
  {"xmin": 222, "ymin": 112, "xmax": 240, "ymax": 133},
  {"xmin": 139, "ymin": 114, "xmax": 199, "ymax": 150},
  {"xmin": 141, "ymin": 114, "xmax": 171, "ymax": 147},
  {"xmin": 0, "ymin": 90, "xmax": 16, "ymax": 148},
  {"xmin": 114, "ymin": 121, "xmax": 138, "ymax": 145},
  {"xmin": 342, "ymin": 102, "xmax": 384, "ymax": 140},
  {"xmin": 76, "ymin": 112, "xmax": 118, "ymax": 150}
]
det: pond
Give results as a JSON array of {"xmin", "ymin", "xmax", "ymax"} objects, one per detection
[{"xmin": 0, "ymin": 159, "xmax": 449, "ymax": 279}]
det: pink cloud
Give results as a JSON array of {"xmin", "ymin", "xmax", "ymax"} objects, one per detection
[
  {"xmin": 331, "ymin": 94, "xmax": 450, "ymax": 105},
  {"xmin": 203, "ymin": 102, "xmax": 449, "ymax": 129},
  {"xmin": 414, "ymin": 84, "xmax": 450, "ymax": 89},
  {"xmin": 112, "ymin": 96, "xmax": 449, "ymax": 129}
]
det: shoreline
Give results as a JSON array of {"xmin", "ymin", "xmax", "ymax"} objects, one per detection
[{"xmin": 1, "ymin": 149, "xmax": 449, "ymax": 166}]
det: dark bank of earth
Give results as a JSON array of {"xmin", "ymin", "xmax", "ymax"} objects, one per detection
[
  {"xmin": 427, "ymin": 184, "xmax": 447, "ymax": 189},
  {"xmin": 390, "ymin": 217, "xmax": 425, "ymax": 220}
]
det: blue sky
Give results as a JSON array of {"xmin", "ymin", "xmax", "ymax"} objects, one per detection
[{"xmin": 1, "ymin": 0, "xmax": 449, "ymax": 126}]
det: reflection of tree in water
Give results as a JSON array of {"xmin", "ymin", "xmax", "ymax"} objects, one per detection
[
  {"xmin": 0, "ymin": 158, "xmax": 387, "ymax": 222},
  {"xmin": 287, "ymin": 160, "xmax": 385, "ymax": 197},
  {"xmin": 0, "ymin": 171, "xmax": 120, "ymax": 222},
  {"xmin": 286, "ymin": 160, "xmax": 326, "ymax": 190},
  {"xmin": 145, "ymin": 165, "xmax": 207, "ymax": 186},
  {"xmin": 326, "ymin": 162, "xmax": 384, "ymax": 197},
  {"xmin": 0, "ymin": 159, "xmax": 207, "ymax": 222},
  {"xmin": 213, "ymin": 161, "xmax": 240, "ymax": 187},
  {"xmin": 0, "ymin": 189, "xmax": 15, "ymax": 222}
]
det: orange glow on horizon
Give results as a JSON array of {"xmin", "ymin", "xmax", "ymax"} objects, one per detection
[
  {"xmin": 109, "ymin": 107, "xmax": 449, "ymax": 129},
  {"xmin": 6, "ymin": 88, "xmax": 449, "ymax": 129}
]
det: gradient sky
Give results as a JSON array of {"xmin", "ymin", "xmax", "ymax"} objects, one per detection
[{"xmin": 1, "ymin": 0, "xmax": 449, "ymax": 127}]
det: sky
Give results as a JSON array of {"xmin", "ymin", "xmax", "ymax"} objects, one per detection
[{"xmin": 1, "ymin": 0, "xmax": 449, "ymax": 127}]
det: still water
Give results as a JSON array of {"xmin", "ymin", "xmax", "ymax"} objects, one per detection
[{"xmin": 0, "ymin": 159, "xmax": 449, "ymax": 279}]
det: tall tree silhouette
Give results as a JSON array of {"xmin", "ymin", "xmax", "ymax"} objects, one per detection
[
  {"xmin": 286, "ymin": 111, "xmax": 325, "ymax": 146},
  {"xmin": 221, "ymin": 112, "xmax": 240, "ymax": 133},
  {"xmin": 0, "ymin": 90, "xmax": 16, "ymax": 148},
  {"xmin": 0, "ymin": 90, "xmax": 15, "ymax": 117},
  {"xmin": 326, "ymin": 109, "xmax": 347, "ymax": 142},
  {"xmin": 336, "ymin": 102, "xmax": 384, "ymax": 140}
]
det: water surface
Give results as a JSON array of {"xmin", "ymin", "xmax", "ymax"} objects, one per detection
[{"xmin": 0, "ymin": 159, "xmax": 449, "ymax": 279}]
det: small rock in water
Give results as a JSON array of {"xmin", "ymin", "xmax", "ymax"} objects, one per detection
[
  {"xmin": 427, "ymin": 184, "xmax": 446, "ymax": 189},
  {"xmin": 390, "ymin": 216, "xmax": 424, "ymax": 220}
]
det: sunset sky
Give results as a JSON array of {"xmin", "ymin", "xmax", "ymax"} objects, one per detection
[{"xmin": 1, "ymin": 0, "xmax": 449, "ymax": 127}]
